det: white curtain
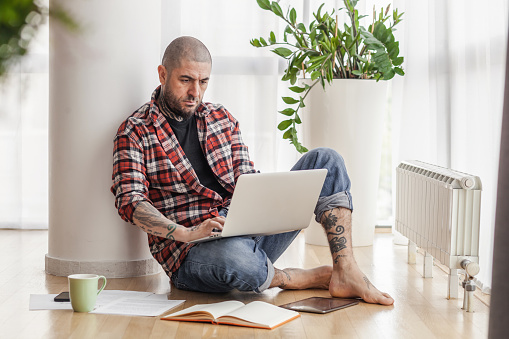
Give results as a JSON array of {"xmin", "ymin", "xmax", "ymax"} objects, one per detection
[
  {"xmin": 392, "ymin": 0, "xmax": 508, "ymax": 291},
  {"xmin": 0, "ymin": 0, "xmax": 49, "ymax": 229}
]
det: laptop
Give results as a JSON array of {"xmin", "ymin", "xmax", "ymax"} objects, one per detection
[{"xmin": 188, "ymin": 169, "xmax": 327, "ymax": 243}]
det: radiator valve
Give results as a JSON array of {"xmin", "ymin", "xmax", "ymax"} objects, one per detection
[{"xmin": 460, "ymin": 259, "xmax": 480, "ymax": 277}]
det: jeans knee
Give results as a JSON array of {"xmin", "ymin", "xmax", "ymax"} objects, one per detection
[
  {"xmin": 295, "ymin": 147, "xmax": 347, "ymax": 172},
  {"xmin": 309, "ymin": 147, "xmax": 345, "ymax": 166}
]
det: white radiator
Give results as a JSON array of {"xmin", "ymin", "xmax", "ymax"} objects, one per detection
[{"xmin": 395, "ymin": 160, "xmax": 482, "ymax": 301}]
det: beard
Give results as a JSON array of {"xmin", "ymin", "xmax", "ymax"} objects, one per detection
[{"xmin": 159, "ymin": 86, "xmax": 200, "ymax": 120}]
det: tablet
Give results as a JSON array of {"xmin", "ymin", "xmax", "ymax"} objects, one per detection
[{"xmin": 279, "ymin": 297, "xmax": 359, "ymax": 314}]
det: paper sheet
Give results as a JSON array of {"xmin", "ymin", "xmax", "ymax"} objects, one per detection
[
  {"xmin": 29, "ymin": 290, "xmax": 184, "ymax": 317},
  {"xmin": 91, "ymin": 297, "xmax": 183, "ymax": 317}
]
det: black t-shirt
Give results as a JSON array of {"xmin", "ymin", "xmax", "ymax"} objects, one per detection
[{"xmin": 165, "ymin": 114, "xmax": 229, "ymax": 198}]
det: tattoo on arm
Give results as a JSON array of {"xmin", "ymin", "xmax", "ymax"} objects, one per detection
[
  {"xmin": 165, "ymin": 224, "xmax": 177, "ymax": 240},
  {"xmin": 133, "ymin": 202, "xmax": 180, "ymax": 240}
]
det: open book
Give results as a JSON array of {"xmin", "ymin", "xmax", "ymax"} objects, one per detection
[{"xmin": 161, "ymin": 300, "xmax": 300, "ymax": 330}]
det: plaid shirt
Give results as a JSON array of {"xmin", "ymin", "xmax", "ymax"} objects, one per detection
[{"xmin": 111, "ymin": 86, "xmax": 256, "ymax": 275}]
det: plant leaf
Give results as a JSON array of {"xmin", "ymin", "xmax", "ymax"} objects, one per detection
[
  {"xmin": 290, "ymin": 8, "xmax": 297, "ymax": 25},
  {"xmin": 283, "ymin": 129, "xmax": 293, "ymax": 139},
  {"xmin": 278, "ymin": 119, "xmax": 293, "ymax": 131},
  {"xmin": 279, "ymin": 108, "xmax": 296, "ymax": 116},
  {"xmin": 270, "ymin": 1, "xmax": 284, "ymax": 18},
  {"xmin": 394, "ymin": 67, "xmax": 405, "ymax": 76},
  {"xmin": 282, "ymin": 96, "xmax": 300, "ymax": 104},
  {"xmin": 269, "ymin": 31, "xmax": 276, "ymax": 44},
  {"xmin": 311, "ymin": 71, "xmax": 321, "ymax": 81},
  {"xmin": 393, "ymin": 56, "xmax": 404, "ymax": 66},
  {"xmin": 256, "ymin": 0, "xmax": 271, "ymax": 10},
  {"xmin": 250, "ymin": 39, "xmax": 261, "ymax": 47},
  {"xmin": 272, "ymin": 47, "xmax": 293, "ymax": 58},
  {"xmin": 289, "ymin": 85, "xmax": 306, "ymax": 93}
]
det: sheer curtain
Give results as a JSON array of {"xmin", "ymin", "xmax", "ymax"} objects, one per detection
[
  {"xmin": 0, "ymin": 0, "xmax": 49, "ymax": 229},
  {"xmin": 392, "ymin": 0, "xmax": 508, "ymax": 291}
]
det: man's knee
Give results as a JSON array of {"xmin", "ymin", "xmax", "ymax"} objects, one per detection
[
  {"xmin": 177, "ymin": 238, "xmax": 271, "ymax": 292},
  {"xmin": 293, "ymin": 147, "xmax": 347, "ymax": 172}
]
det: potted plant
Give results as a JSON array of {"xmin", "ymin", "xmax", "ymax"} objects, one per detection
[{"xmin": 251, "ymin": 0, "xmax": 405, "ymax": 246}]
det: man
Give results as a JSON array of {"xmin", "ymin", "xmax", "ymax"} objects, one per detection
[{"xmin": 111, "ymin": 36, "xmax": 393, "ymax": 305}]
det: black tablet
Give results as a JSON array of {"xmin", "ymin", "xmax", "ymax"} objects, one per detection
[{"xmin": 279, "ymin": 297, "xmax": 359, "ymax": 314}]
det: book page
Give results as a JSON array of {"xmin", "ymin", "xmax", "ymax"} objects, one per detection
[
  {"xmin": 218, "ymin": 301, "xmax": 299, "ymax": 328},
  {"xmin": 164, "ymin": 300, "xmax": 245, "ymax": 320}
]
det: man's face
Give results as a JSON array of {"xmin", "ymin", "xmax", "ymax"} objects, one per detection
[{"xmin": 158, "ymin": 59, "xmax": 211, "ymax": 119}]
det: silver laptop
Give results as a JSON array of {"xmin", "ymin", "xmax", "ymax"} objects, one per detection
[{"xmin": 188, "ymin": 169, "xmax": 327, "ymax": 243}]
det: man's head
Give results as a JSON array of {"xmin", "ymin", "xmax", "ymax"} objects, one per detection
[{"xmin": 157, "ymin": 36, "xmax": 212, "ymax": 119}]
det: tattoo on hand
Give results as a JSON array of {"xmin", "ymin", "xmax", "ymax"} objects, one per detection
[
  {"xmin": 363, "ymin": 276, "xmax": 371, "ymax": 290},
  {"xmin": 322, "ymin": 212, "xmax": 338, "ymax": 231},
  {"xmin": 166, "ymin": 224, "xmax": 177, "ymax": 241}
]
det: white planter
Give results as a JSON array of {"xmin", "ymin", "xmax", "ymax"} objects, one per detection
[{"xmin": 301, "ymin": 79, "xmax": 388, "ymax": 247}]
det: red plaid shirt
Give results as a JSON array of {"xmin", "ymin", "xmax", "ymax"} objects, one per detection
[{"xmin": 111, "ymin": 86, "xmax": 256, "ymax": 275}]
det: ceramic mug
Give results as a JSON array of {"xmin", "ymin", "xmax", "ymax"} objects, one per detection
[{"xmin": 68, "ymin": 274, "xmax": 107, "ymax": 312}]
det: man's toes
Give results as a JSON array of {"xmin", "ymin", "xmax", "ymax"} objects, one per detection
[{"xmin": 378, "ymin": 293, "xmax": 394, "ymax": 305}]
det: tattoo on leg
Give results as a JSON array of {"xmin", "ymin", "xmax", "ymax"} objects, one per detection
[
  {"xmin": 333, "ymin": 254, "xmax": 347, "ymax": 264},
  {"xmin": 166, "ymin": 224, "xmax": 177, "ymax": 240},
  {"xmin": 329, "ymin": 237, "xmax": 347, "ymax": 253},
  {"xmin": 363, "ymin": 276, "xmax": 371, "ymax": 290},
  {"xmin": 326, "ymin": 225, "xmax": 345, "ymax": 237},
  {"xmin": 322, "ymin": 212, "xmax": 338, "ymax": 231},
  {"xmin": 276, "ymin": 269, "xmax": 291, "ymax": 289}
]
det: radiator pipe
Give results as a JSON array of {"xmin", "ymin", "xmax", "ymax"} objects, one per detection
[{"xmin": 460, "ymin": 259, "xmax": 480, "ymax": 313}]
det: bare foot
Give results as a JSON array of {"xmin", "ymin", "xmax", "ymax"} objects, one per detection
[
  {"xmin": 329, "ymin": 262, "xmax": 394, "ymax": 306},
  {"xmin": 270, "ymin": 266, "xmax": 332, "ymax": 290}
]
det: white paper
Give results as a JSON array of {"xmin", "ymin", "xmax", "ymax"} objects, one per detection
[
  {"xmin": 29, "ymin": 290, "xmax": 184, "ymax": 317},
  {"xmin": 96, "ymin": 290, "xmax": 155, "ymax": 308},
  {"xmin": 29, "ymin": 294, "xmax": 72, "ymax": 310},
  {"xmin": 91, "ymin": 298, "xmax": 184, "ymax": 317}
]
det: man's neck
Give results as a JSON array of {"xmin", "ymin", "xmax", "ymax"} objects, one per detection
[{"xmin": 157, "ymin": 91, "xmax": 185, "ymax": 122}]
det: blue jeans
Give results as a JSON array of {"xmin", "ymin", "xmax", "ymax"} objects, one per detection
[{"xmin": 170, "ymin": 147, "xmax": 353, "ymax": 293}]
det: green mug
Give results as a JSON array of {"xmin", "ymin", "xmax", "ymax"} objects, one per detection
[{"xmin": 68, "ymin": 274, "xmax": 107, "ymax": 312}]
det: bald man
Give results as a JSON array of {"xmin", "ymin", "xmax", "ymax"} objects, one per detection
[{"xmin": 111, "ymin": 36, "xmax": 394, "ymax": 305}]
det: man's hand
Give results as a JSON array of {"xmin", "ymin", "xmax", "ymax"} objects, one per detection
[{"xmin": 183, "ymin": 216, "xmax": 225, "ymax": 242}]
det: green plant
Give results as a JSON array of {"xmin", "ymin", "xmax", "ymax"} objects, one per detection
[
  {"xmin": 251, "ymin": 0, "xmax": 404, "ymax": 153},
  {"xmin": 0, "ymin": 0, "xmax": 78, "ymax": 78}
]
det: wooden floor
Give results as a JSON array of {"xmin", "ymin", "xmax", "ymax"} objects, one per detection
[{"xmin": 0, "ymin": 229, "xmax": 490, "ymax": 339}]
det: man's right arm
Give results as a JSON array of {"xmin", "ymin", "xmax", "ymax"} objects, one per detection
[
  {"xmin": 112, "ymin": 128, "xmax": 223, "ymax": 243},
  {"xmin": 132, "ymin": 201, "xmax": 224, "ymax": 243}
]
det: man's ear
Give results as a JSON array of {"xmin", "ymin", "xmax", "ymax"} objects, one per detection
[{"xmin": 157, "ymin": 65, "xmax": 167, "ymax": 85}]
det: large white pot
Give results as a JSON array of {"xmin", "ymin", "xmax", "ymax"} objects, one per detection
[{"xmin": 301, "ymin": 79, "xmax": 388, "ymax": 247}]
